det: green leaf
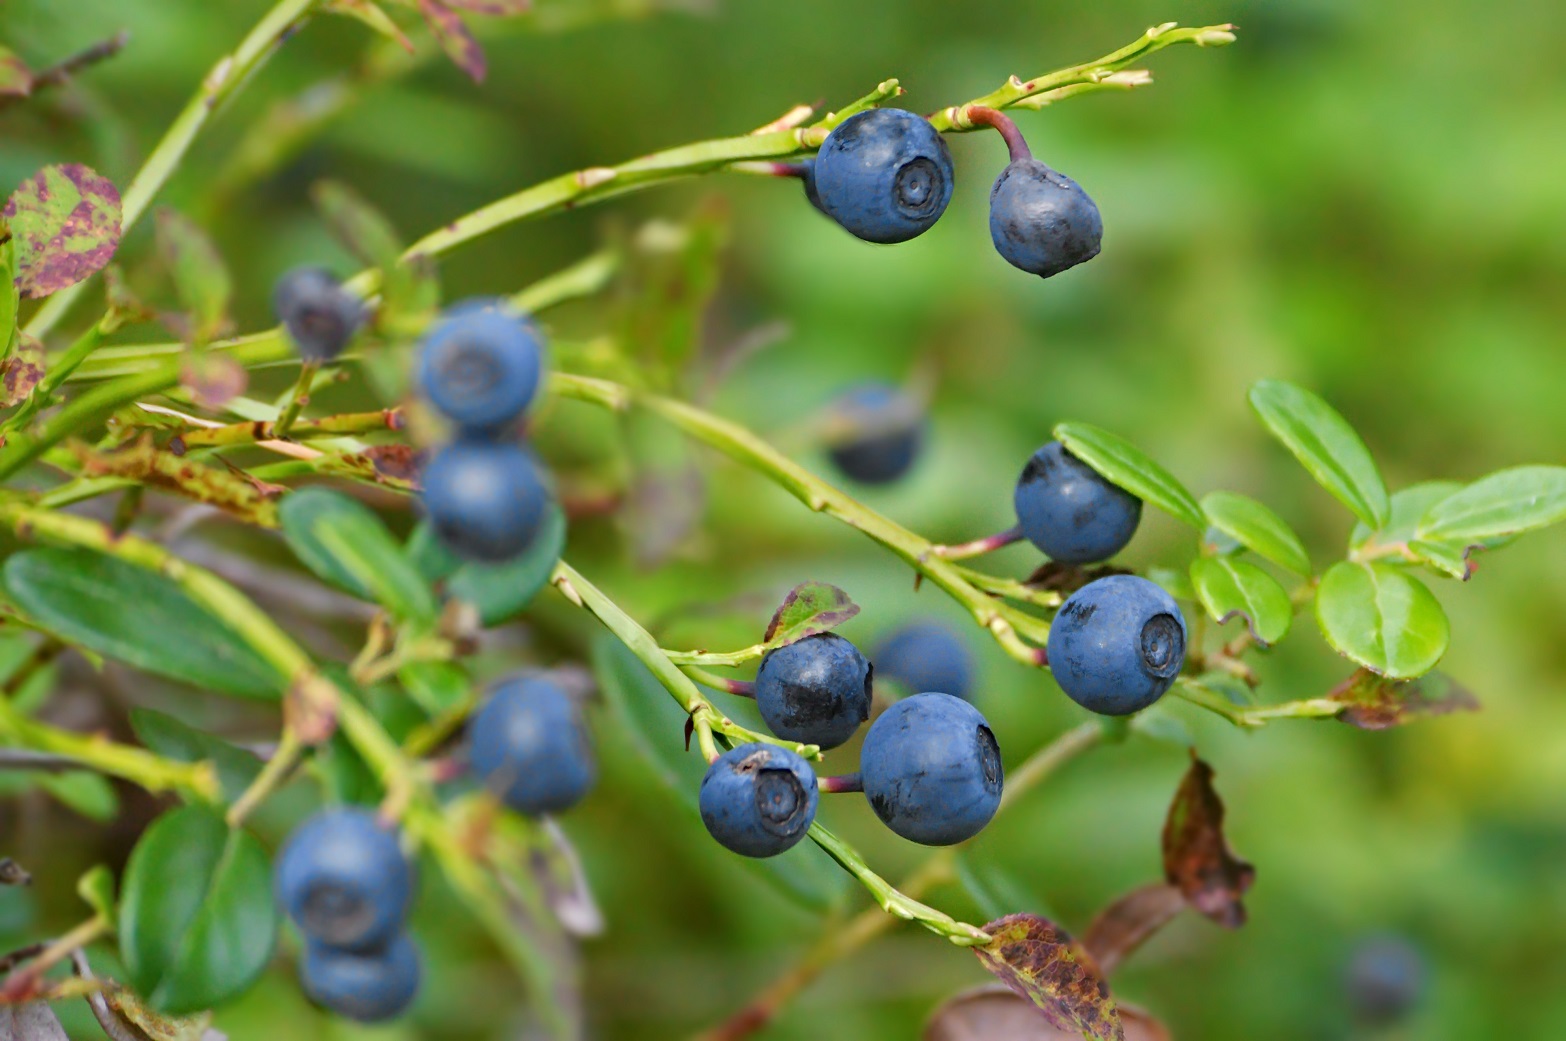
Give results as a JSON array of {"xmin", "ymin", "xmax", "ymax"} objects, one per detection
[
  {"xmin": 1200, "ymin": 491, "xmax": 1310, "ymax": 575},
  {"xmin": 447, "ymin": 503, "xmax": 566, "ymax": 625},
  {"xmin": 156, "ymin": 210, "xmax": 230, "ymax": 345},
  {"xmin": 972, "ymin": 913, "xmax": 1122, "ymax": 1041},
  {"xmin": 1144, "ymin": 565, "xmax": 1196, "ymax": 602},
  {"xmin": 1248, "ymin": 379, "xmax": 1389, "ymax": 528},
  {"xmin": 77, "ymin": 864, "xmax": 115, "ymax": 919},
  {"xmin": 279, "ymin": 488, "xmax": 435, "ymax": 620},
  {"xmin": 1416, "ymin": 465, "xmax": 1566, "ymax": 543},
  {"xmin": 3, "ymin": 163, "xmax": 123, "ymax": 299},
  {"xmin": 1348, "ymin": 481, "xmax": 1462, "ymax": 553},
  {"xmin": 1053, "ymin": 421, "xmax": 1204, "ymax": 530},
  {"xmin": 2, "ymin": 548, "xmax": 281, "ymax": 699},
  {"xmin": 762, "ymin": 581, "xmax": 860, "ymax": 647},
  {"xmin": 397, "ymin": 660, "xmax": 471, "ymax": 716},
  {"xmin": 407, "ymin": 520, "xmax": 461, "ymax": 584},
  {"xmin": 321, "ymin": 1, "xmax": 413, "ymax": 51},
  {"xmin": 1315, "ymin": 561, "xmax": 1449, "ymax": 679},
  {"xmin": 0, "ymin": 45, "xmax": 32, "ymax": 98},
  {"xmin": 36, "ymin": 772, "xmax": 118, "ymax": 822},
  {"xmin": 130, "ymin": 708, "xmax": 264, "ymax": 803},
  {"xmin": 119, "ymin": 805, "xmax": 277, "ymax": 1014},
  {"xmin": 1189, "ymin": 557, "xmax": 1293, "ymax": 646}
]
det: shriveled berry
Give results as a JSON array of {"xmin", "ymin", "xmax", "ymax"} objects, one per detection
[
  {"xmin": 826, "ymin": 383, "xmax": 925, "ymax": 486},
  {"xmin": 1013, "ymin": 441, "xmax": 1141, "ymax": 564},
  {"xmin": 420, "ymin": 438, "xmax": 550, "ymax": 562},
  {"xmin": 275, "ymin": 807, "xmax": 413, "ymax": 952},
  {"xmin": 417, "ymin": 298, "xmax": 545, "ymax": 434},
  {"xmin": 469, "ymin": 675, "xmax": 595, "ymax": 815},
  {"xmin": 860, "ymin": 693, "xmax": 1002, "ymax": 846},
  {"xmin": 989, "ymin": 158, "xmax": 1102, "ymax": 278},
  {"xmin": 754, "ymin": 632, "xmax": 872, "ymax": 750},
  {"xmin": 300, "ymin": 932, "xmax": 421, "ymax": 1023},
  {"xmin": 874, "ymin": 620, "xmax": 975, "ymax": 701},
  {"xmin": 699, "ymin": 743, "xmax": 819, "ymax": 858},
  {"xmin": 273, "ymin": 267, "xmax": 366, "ymax": 362},
  {"xmin": 812, "ymin": 109, "xmax": 954, "ymax": 244},
  {"xmin": 1047, "ymin": 575, "xmax": 1186, "ymax": 715}
]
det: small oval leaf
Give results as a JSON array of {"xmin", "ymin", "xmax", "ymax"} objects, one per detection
[
  {"xmin": 3, "ymin": 164, "xmax": 122, "ymax": 299},
  {"xmin": 130, "ymin": 707, "xmax": 264, "ymax": 803},
  {"xmin": 1053, "ymin": 421, "xmax": 1204, "ymax": 530},
  {"xmin": 447, "ymin": 502, "xmax": 566, "ymax": 625},
  {"xmin": 1416, "ymin": 465, "xmax": 1566, "ymax": 543},
  {"xmin": 1315, "ymin": 561, "xmax": 1449, "ymax": 679},
  {"xmin": 1189, "ymin": 556, "xmax": 1293, "ymax": 646},
  {"xmin": 1200, "ymin": 490, "xmax": 1310, "ymax": 575},
  {"xmin": 280, "ymin": 488, "xmax": 435, "ymax": 620},
  {"xmin": 2, "ymin": 548, "xmax": 281, "ymax": 699},
  {"xmin": 763, "ymin": 581, "xmax": 860, "ymax": 647},
  {"xmin": 972, "ymin": 913, "xmax": 1123, "ymax": 1041},
  {"xmin": 1249, "ymin": 380, "xmax": 1389, "ymax": 528},
  {"xmin": 119, "ymin": 805, "xmax": 277, "ymax": 1014}
]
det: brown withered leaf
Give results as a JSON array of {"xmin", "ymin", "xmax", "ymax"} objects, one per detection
[
  {"xmin": 1162, "ymin": 755, "xmax": 1254, "ymax": 929},
  {"xmin": 1329, "ymin": 668, "xmax": 1480, "ymax": 730},
  {"xmin": 927, "ymin": 987, "xmax": 1170, "ymax": 1041},
  {"xmin": 971, "ymin": 914, "xmax": 1123, "ymax": 1041},
  {"xmin": 1026, "ymin": 561, "xmax": 1133, "ymax": 595},
  {"xmin": 1, "ymin": 333, "xmax": 45, "ymax": 406},
  {"xmin": 1082, "ymin": 883, "xmax": 1188, "ymax": 978},
  {"xmin": 417, "ymin": 0, "xmax": 486, "ymax": 82},
  {"xmin": 75, "ymin": 436, "xmax": 280, "ymax": 527},
  {"xmin": 316, "ymin": 446, "xmax": 422, "ymax": 492}
]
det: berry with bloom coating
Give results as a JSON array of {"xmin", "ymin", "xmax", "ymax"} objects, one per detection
[
  {"xmin": 1013, "ymin": 441, "xmax": 1142, "ymax": 564},
  {"xmin": 275, "ymin": 807, "xmax": 413, "ymax": 952},
  {"xmin": 417, "ymin": 299, "xmax": 545, "ymax": 434},
  {"xmin": 1046, "ymin": 575, "xmax": 1186, "ymax": 715},
  {"xmin": 754, "ymin": 632, "xmax": 872, "ymax": 750},
  {"xmin": 420, "ymin": 438, "xmax": 550, "ymax": 562},
  {"xmin": 826, "ymin": 383, "xmax": 925, "ymax": 486},
  {"xmin": 989, "ymin": 158, "xmax": 1102, "ymax": 278},
  {"xmin": 699, "ymin": 743, "xmax": 819, "ymax": 858},
  {"xmin": 860, "ymin": 693, "xmax": 1003, "ymax": 846},
  {"xmin": 300, "ymin": 932, "xmax": 421, "ymax": 1023},
  {"xmin": 812, "ymin": 109, "xmax": 954, "ymax": 244},
  {"xmin": 273, "ymin": 267, "xmax": 366, "ymax": 362},
  {"xmin": 469, "ymin": 675, "xmax": 595, "ymax": 815},
  {"xmin": 874, "ymin": 620, "xmax": 975, "ymax": 701}
]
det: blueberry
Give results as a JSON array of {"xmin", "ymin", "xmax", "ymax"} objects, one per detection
[
  {"xmin": 1047, "ymin": 575, "xmax": 1186, "ymax": 715},
  {"xmin": 469, "ymin": 675, "xmax": 595, "ymax": 815},
  {"xmin": 860, "ymin": 693, "xmax": 1002, "ymax": 845},
  {"xmin": 273, "ymin": 267, "xmax": 366, "ymax": 362},
  {"xmin": 873, "ymin": 620, "xmax": 975, "ymax": 701},
  {"xmin": 699, "ymin": 743, "xmax": 819, "ymax": 858},
  {"xmin": 826, "ymin": 383, "xmax": 925, "ymax": 485},
  {"xmin": 300, "ymin": 932, "xmax": 421, "ymax": 1023},
  {"xmin": 754, "ymin": 633, "xmax": 872, "ymax": 750},
  {"xmin": 416, "ymin": 298, "xmax": 545, "ymax": 434},
  {"xmin": 989, "ymin": 158, "xmax": 1102, "ymax": 278},
  {"xmin": 800, "ymin": 158, "xmax": 824, "ymax": 212},
  {"xmin": 420, "ymin": 438, "xmax": 550, "ymax": 562},
  {"xmin": 812, "ymin": 108, "xmax": 954, "ymax": 244},
  {"xmin": 1013, "ymin": 441, "xmax": 1142, "ymax": 564},
  {"xmin": 275, "ymin": 807, "xmax": 413, "ymax": 951},
  {"xmin": 1345, "ymin": 935, "xmax": 1426, "ymax": 1026}
]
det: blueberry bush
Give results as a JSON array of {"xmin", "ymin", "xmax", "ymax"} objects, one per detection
[{"xmin": 0, "ymin": 3, "xmax": 1564, "ymax": 1039}]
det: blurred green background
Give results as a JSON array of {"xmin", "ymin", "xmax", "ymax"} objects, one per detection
[{"xmin": 3, "ymin": 0, "xmax": 1566, "ymax": 1038}]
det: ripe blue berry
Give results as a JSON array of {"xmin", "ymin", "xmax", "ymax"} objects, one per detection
[
  {"xmin": 275, "ymin": 807, "xmax": 413, "ymax": 951},
  {"xmin": 416, "ymin": 299, "xmax": 545, "ymax": 433},
  {"xmin": 300, "ymin": 932, "xmax": 421, "ymax": 1023},
  {"xmin": 754, "ymin": 632, "xmax": 872, "ymax": 750},
  {"xmin": 273, "ymin": 267, "xmax": 366, "ymax": 362},
  {"xmin": 699, "ymin": 743, "xmax": 819, "ymax": 858},
  {"xmin": 469, "ymin": 675, "xmax": 595, "ymax": 815},
  {"xmin": 1013, "ymin": 441, "xmax": 1141, "ymax": 564},
  {"xmin": 989, "ymin": 158, "xmax": 1102, "ymax": 278},
  {"xmin": 826, "ymin": 383, "xmax": 925, "ymax": 486},
  {"xmin": 812, "ymin": 109, "xmax": 954, "ymax": 244},
  {"xmin": 1047, "ymin": 575, "xmax": 1186, "ymax": 716},
  {"xmin": 874, "ymin": 620, "xmax": 975, "ymax": 701},
  {"xmin": 860, "ymin": 693, "xmax": 1002, "ymax": 846},
  {"xmin": 1346, "ymin": 935, "xmax": 1426, "ymax": 1026},
  {"xmin": 420, "ymin": 438, "xmax": 550, "ymax": 562}
]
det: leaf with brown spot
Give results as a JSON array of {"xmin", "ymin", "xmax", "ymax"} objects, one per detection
[
  {"xmin": 763, "ymin": 580, "xmax": 859, "ymax": 646},
  {"xmin": 1, "ymin": 334, "xmax": 45, "ymax": 406},
  {"xmin": 927, "ymin": 987, "xmax": 1170, "ymax": 1041},
  {"xmin": 0, "ymin": 46, "xmax": 32, "ymax": 98},
  {"xmin": 75, "ymin": 437, "xmax": 280, "ymax": 526},
  {"xmin": 417, "ymin": 0, "xmax": 486, "ymax": 82},
  {"xmin": 364, "ymin": 443, "xmax": 423, "ymax": 482},
  {"xmin": 157, "ymin": 210, "xmax": 231, "ymax": 345},
  {"xmin": 316, "ymin": 447, "xmax": 422, "ymax": 492},
  {"xmin": 1162, "ymin": 755, "xmax": 1254, "ymax": 929},
  {"xmin": 1082, "ymin": 883, "xmax": 1187, "ymax": 978},
  {"xmin": 971, "ymin": 913, "xmax": 1123, "ymax": 1041},
  {"xmin": 4, "ymin": 163, "xmax": 122, "ymax": 298},
  {"xmin": 1328, "ymin": 667, "xmax": 1480, "ymax": 730}
]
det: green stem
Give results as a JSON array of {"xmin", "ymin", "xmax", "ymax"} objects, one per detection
[
  {"xmin": 170, "ymin": 406, "xmax": 403, "ymax": 453},
  {"xmin": 270, "ymin": 361, "xmax": 321, "ymax": 440},
  {"xmin": 1175, "ymin": 681, "xmax": 1344, "ymax": 727},
  {"xmin": 807, "ymin": 822, "xmax": 989, "ymax": 946}
]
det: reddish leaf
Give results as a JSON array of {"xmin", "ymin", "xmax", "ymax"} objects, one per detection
[
  {"xmin": 1082, "ymin": 883, "xmax": 1187, "ymax": 978},
  {"xmin": 417, "ymin": 0, "xmax": 487, "ymax": 82},
  {"xmin": 1, "ymin": 334, "xmax": 45, "ymax": 407},
  {"xmin": 972, "ymin": 913, "xmax": 1123, "ymax": 1041},
  {"xmin": 1329, "ymin": 667, "xmax": 1480, "ymax": 730},
  {"xmin": 1162, "ymin": 755, "xmax": 1254, "ymax": 929},
  {"xmin": 762, "ymin": 580, "xmax": 859, "ymax": 645},
  {"xmin": 4, "ymin": 164, "xmax": 122, "ymax": 298},
  {"xmin": 927, "ymin": 987, "xmax": 1169, "ymax": 1041}
]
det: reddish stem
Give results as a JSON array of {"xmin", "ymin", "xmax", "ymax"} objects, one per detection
[
  {"xmin": 965, "ymin": 106, "xmax": 1033, "ymax": 162},
  {"xmin": 819, "ymin": 772, "xmax": 863, "ymax": 794},
  {"xmin": 933, "ymin": 525, "xmax": 1024, "ymax": 561},
  {"xmin": 768, "ymin": 161, "xmax": 812, "ymax": 180}
]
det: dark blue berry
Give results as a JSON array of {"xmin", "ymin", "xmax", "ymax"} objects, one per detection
[
  {"xmin": 860, "ymin": 693, "xmax": 1002, "ymax": 846},
  {"xmin": 1346, "ymin": 935, "xmax": 1426, "ymax": 1026},
  {"xmin": 1047, "ymin": 575, "xmax": 1186, "ymax": 715},
  {"xmin": 699, "ymin": 743, "xmax": 819, "ymax": 858},
  {"xmin": 273, "ymin": 267, "xmax": 366, "ymax": 362},
  {"xmin": 275, "ymin": 807, "xmax": 413, "ymax": 951},
  {"xmin": 1014, "ymin": 441, "xmax": 1141, "ymax": 564},
  {"xmin": 754, "ymin": 632, "xmax": 872, "ymax": 750},
  {"xmin": 800, "ymin": 158, "xmax": 824, "ymax": 212},
  {"xmin": 416, "ymin": 299, "xmax": 544, "ymax": 434},
  {"xmin": 812, "ymin": 109, "xmax": 954, "ymax": 244},
  {"xmin": 300, "ymin": 932, "xmax": 421, "ymax": 1023},
  {"xmin": 874, "ymin": 620, "xmax": 975, "ymax": 701},
  {"xmin": 989, "ymin": 158, "xmax": 1102, "ymax": 278},
  {"xmin": 469, "ymin": 675, "xmax": 595, "ymax": 815},
  {"xmin": 420, "ymin": 438, "xmax": 550, "ymax": 562},
  {"xmin": 826, "ymin": 383, "xmax": 925, "ymax": 485}
]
